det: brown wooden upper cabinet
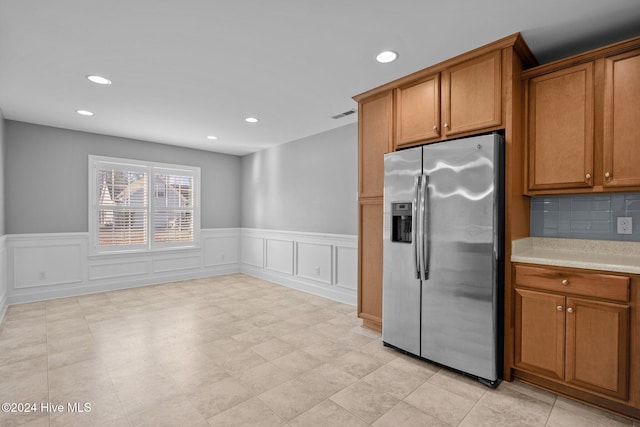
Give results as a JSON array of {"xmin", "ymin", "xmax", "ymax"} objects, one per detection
[
  {"xmin": 526, "ymin": 63, "xmax": 595, "ymax": 192},
  {"xmin": 358, "ymin": 91, "xmax": 393, "ymax": 198},
  {"xmin": 443, "ymin": 50, "xmax": 502, "ymax": 137},
  {"xmin": 395, "ymin": 50, "xmax": 502, "ymax": 149},
  {"xmin": 395, "ymin": 74, "xmax": 440, "ymax": 147},
  {"xmin": 524, "ymin": 38, "xmax": 640, "ymax": 195},
  {"xmin": 603, "ymin": 48, "xmax": 640, "ymax": 189}
]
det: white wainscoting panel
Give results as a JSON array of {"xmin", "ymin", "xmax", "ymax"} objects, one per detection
[
  {"xmin": 335, "ymin": 245, "xmax": 357, "ymax": 291},
  {"xmin": 203, "ymin": 234, "xmax": 239, "ymax": 267},
  {"xmin": 0, "ymin": 236, "xmax": 7, "ymax": 322},
  {"xmin": 1, "ymin": 228, "xmax": 357, "ymax": 313},
  {"xmin": 266, "ymin": 239, "xmax": 294, "ymax": 275},
  {"xmin": 240, "ymin": 229, "xmax": 357, "ymax": 305},
  {"xmin": 241, "ymin": 236, "xmax": 264, "ymax": 268},
  {"xmin": 5, "ymin": 229, "xmax": 240, "ymax": 306},
  {"xmin": 297, "ymin": 242, "xmax": 332, "ymax": 284},
  {"xmin": 88, "ymin": 259, "xmax": 149, "ymax": 281},
  {"xmin": 13, "ymin": 237, "xmax": 84, "ymax": 289},
  {"xmin": 153, "ymin": 254, "xmax": 201, "ymax": 273}
]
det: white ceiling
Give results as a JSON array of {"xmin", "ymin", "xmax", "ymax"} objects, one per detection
[{"xmin": 1, "ymin": 1, "xmax": 639, "ymax": 156}]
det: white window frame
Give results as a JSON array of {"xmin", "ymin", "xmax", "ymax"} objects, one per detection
[{"xmin": 89, "ymin": 155, "xmax": 201, "ymax": 255}]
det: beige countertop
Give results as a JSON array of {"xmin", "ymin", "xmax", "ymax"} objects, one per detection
[{"xmin": 511, "ymin": 237, "xmax": 640, "ymax": 274}]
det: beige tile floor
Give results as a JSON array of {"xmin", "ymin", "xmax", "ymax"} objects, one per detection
[{"xmin": 0, "ymin": 273, "xmax": 638, "ymax": 427}]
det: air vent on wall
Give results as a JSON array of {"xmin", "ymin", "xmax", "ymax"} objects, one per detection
[{"xmin": 331, "ymin": 109, "xmax": 357, "ymax": 119}]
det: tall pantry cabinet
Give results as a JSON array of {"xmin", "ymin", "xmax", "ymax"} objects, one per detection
[
  {"xmin": 353, "ymin": 34, "xmax": 536, "ymax": 333},
  {"xmin": 357, "ymin": 91, "xmax": 393, "ymax": 330}
]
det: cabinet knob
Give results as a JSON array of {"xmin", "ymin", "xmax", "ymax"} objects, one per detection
[
  {"xmin": 561, "ymin": 279, "xmax": 569, "ymax": 286},
  {"xmin": 567, "ymin": 307, "xmax": 574, "ymax": 314},
  {"xmin": 432, "ymin": 125, "xmax": 438, "ymax": 131},
  {"xmin": 556, "ymin": 305, "xmax": 563, "ymax": 311},
  {"xmin": 585, "ymin": 173, "xmax": 591, "ymax": 179},
  {"xmin": 444, "ymin": 123, "xmax": 449, "ymax": 129},
  {"xmin": 605, "ymin": 172, "xmax": 611, "ymax": 178}
]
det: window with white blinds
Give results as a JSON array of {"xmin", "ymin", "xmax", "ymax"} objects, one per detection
[{"xmin": 89, "ymin": 156, "xmax": 200, "ymax": 254}]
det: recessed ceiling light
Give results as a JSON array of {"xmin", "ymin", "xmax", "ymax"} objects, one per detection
[
  {"xmin": 245, "ymin": 117, "xmax": 259, "ymax": 123},
  {"xmin": 76, "ymin": 109, "xmax": 94, "ymax": 116},
  {"xmin": 376, "ymin": 50, "xmax": 398, "ymax": 63},
  {"xmin": 87, "ymin": 75, "xmax": 112, "ymax": 85},
  {"xmin": 207, "ymin": 135, "xmax": 218, "ymax": 140}
]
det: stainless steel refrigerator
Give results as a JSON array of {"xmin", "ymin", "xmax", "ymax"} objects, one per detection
[{"xmin": 382, "ymin": 133, "xmax": 503, "ymax": 386}]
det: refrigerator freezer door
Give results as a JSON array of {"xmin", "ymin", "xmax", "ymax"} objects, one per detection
[
  {"xmin": 420, "ymin": 134, "xmax": 501, "ymax": 381},
  {"xmin": 383, "ymin": 146, "xmax": 422, "ymax": 355}
]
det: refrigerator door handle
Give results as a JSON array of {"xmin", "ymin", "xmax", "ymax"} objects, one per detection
[
  {"xmin": 493, "ymin": 197, "xmax": 498, "ymax": 264},
  {"xmin": 421, "ymin": 174, "xmax": 430, "ymax": 280},
  {"xmin": 413, "ymin": 175, "xmax": 421, "ymax": 279}
]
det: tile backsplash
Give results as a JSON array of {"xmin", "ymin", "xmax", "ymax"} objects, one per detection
[{"xmin": 530, "ymin": 193, "xmax": 640, "ymax": 242}]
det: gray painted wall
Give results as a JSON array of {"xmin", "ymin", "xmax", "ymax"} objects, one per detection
[
  {"xmin": 530, "ymin": 193, "xmax": 640, "ymax": 241},
  {"xmin": 241, "ymin": 123, "xmax": 357, "ymax": 235},
  {"xmin": 0, "ymin": 110, "xmax": 5, "ymax": 235},
  {"xmin": 5, "ymin": 119, "xmax": 356, "ymax": 236},
  {"xmin": 5, "ymin": 121, "xmax": 241, "ymax": 233}
]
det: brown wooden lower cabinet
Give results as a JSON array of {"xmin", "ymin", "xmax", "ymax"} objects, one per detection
[
  {"xmin": 515, "ymin": 288, "xmax": 566, "ymax": 381},
  {"xmin": 358, "ymin": 200, "xmax": 383, "ymax": 331},
  {"xmin": 511, "ymin": 263, "xmax": 639, "ymax": 420},
  {"xmin": 515, "ymin": 289, "xmax": 629, "ymax": 399},
  {"xmin": 565, "ymin": 297, "xmax": 629, "ymax": 399}
]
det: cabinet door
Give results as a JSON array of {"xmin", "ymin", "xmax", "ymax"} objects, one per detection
[
  {"xmin": 358, "ymin": 201, "xmax": 383, "ymax": 328},
  {"xmin": 515, "ymin": 288, "xmax": 565, "ymax": 381},
  {"xmin": 603, "ymin": 49, "xmax": 640, "ymax": 188},
  {"xmin": 565, "ymin": 297, "xmax": 629, "ymax": 400},
  {"xmin": 395, "ymin": 74, "xmax": 440, "ymax": 147},
  {"xmin": 359, "ymin": 91, "xmax": 393, "ymax": 198},
  {"xmin": 442, "ymin": 50, "xmax": 501, "ymax": 136},
  {"xmin": 527, "ymin": 63, "xmax": 595, "ymax": 191}
]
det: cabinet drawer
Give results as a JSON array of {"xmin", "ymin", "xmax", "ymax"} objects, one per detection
[{"xmin": 514, "ymin": 265, "xmax": 629, "ymax": 302}]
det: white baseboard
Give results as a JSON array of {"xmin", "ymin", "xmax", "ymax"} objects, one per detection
[
  {"xmin": 6, "ymin": 265, "xmax": 240, "ymax": 306},
  {"xmin": 241, "ymin": 265, "xmax": 355, "ymax": 305}
]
